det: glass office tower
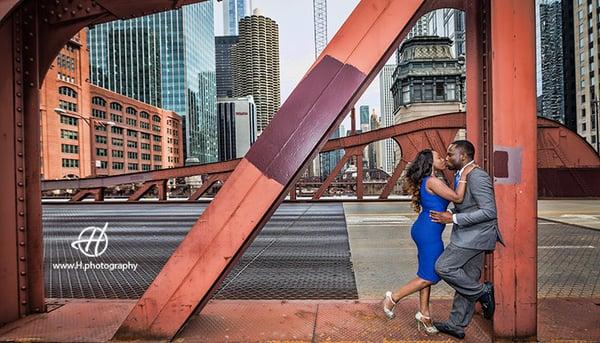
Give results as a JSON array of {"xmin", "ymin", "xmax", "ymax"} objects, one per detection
[
  {"xmin": 88, "ymin": 2, "xmax": 217, "ymax": 163},
  {"xmin": 223, "ymin": 0, "xmax": 251, "ymax": 35}
]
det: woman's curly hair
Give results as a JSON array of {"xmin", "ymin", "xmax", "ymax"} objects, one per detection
[{"xmin": 402, "ymin": 149, "xmax": 433, "ymax": 213}]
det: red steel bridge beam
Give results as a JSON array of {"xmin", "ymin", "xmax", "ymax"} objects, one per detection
[{"xmin": 489, "ymin": 0, "xmax": 537, "ymax": 339}]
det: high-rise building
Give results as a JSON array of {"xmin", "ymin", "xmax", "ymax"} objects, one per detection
[
  {"xmin": 359, "ymin": 105, "xmax": 370, "ymax": 127},
  {"xmin": 379, "ymin": 64, "xmax": 396, "ymax": 175},
  {"xmin": 368, "ymin": 110, "xmax": 382, "ymax": 169},
  {"xmin": 573, "ymin": 0, "xmax": 600, "ymax": 151},
  {"xmin": 216, "ymin": 36, "xmax": 239, "ymax": 98},
  {"xmin": 217, "ymin": 96, "xmax": 257, "ymax": 161},
  {"xmin": 233, "ymin": 9, "xmax": 281, "ymax": 134},
  {"xmin": 425, "ymin": 9, "xmax": 465, "ymax": 57},
  {"xmin": 561, "ymin": 0, "xmax": 576, "ymax": 132},
  {"xmin": 88, "ymin": 2, "xmax": 217, "ymax": 163},
  {"xmin": 223, "ymin": 0, "xmax": 251, "ymax": 35},
  {"xmin": 539, "ymin": 0, "xmax": 565, "ymax": 124},
  {"xmin": 40, "ymin": 30, "xmax": 183, "ymax": 180},
  {"xmin": 407, "ymin": 16, "xmax": 429, "ymax": 39}
]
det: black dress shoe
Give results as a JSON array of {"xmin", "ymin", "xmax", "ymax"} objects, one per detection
[
  {"xmin": 433, "ymin": 321, "xmax": 465, "ymax": 340},
  {"xmin": 478, "ymin": 282, "xmax": 495, "ymax": 320}
]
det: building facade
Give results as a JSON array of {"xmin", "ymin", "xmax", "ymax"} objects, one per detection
[
  {"xmin": 391, "ymin": 36, "xmax": 466, "ymax": 163},
  {"xmin": 88, "ymin": 2, "xmax": 217, "ymax": 163},
  {"xmin": 561, "ymin": 0, "xmax": 577, "ymax": 132},
  {"xmin": 425, "ymin": 9, "xmax": 465, "ymax": 57},
  {"xmin": 378, "ymin": 64, "xmax": 397, "ymax": 174},
  {"xmin": 232, "ymin": 10, "xmax": 281, "ymax": 134},
  {"xmin": 539, "ymin": 0, "xmax": 566, "ymax": 124},
  {"xmin": 368, "ymin": 111, "xmax": 383, "ymax": 170},
  {"xmin": 89, "ymin": 87, "xmax": 183, "ymax": 177},
  {"xmin": 217, "ymin": 96, "xmax": 257, "ymax": 161},
  {"xmin": 40, "ymin": 31, "xmax": 183, "ymax": 180},
  {"xmin": 573, "ymin": 0, "xmax": 599, "ymax": 151},
  {"xmin": 223, "ymin": 0, "xmax": 251, "ymax": 35},
  {"xmin": 216, "ymin": 36, "xmax": 239, "ymax": 98}
]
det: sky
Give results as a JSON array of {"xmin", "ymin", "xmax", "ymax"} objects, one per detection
[{"xmin": 214, "ymin": 0, "xmax": 389, "ymax": 130}]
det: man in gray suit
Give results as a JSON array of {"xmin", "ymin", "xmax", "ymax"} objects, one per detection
[{"xmin": 430, "ymin": 140, "xmax": 504, "ymax": 340}]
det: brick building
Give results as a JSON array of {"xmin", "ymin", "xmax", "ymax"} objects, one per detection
[{"xmin": 40, "ymin": 30, "xmax": 183, "ymax": 180}]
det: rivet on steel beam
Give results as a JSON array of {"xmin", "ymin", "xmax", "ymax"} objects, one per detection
[
  {"xmin": 55, "ymin": 0, "xmax": 60, "ymax": 4},
  {"xmin": 86, "ymin": 8, "xmax": 91, "ymax": 13},
  {"xmin": 77, "ymin": 4, "xmax": 83, "ymax": 9},
  {"xmin": 16, "ymin": 57, "xmax": 20, "ymax": 62},
  {"xmin": 63, "ymin": 7, "xmax": 68, "ymax": 12},
  {"xmin": 19, "ymin": 211, "xmax": 24, "ymax": 216},
  {"xmin": 18, "ymin": 182, "xmax": 24, "ymax": 187},
  {"xmin": 50, "ymin": 10, "xmax": 55, "ymax": 15},
  {"xmin": 19, "ymin": 197, "xmax": 24, "ymax": 201},
  {"xmin": 21, "ymin": 300, "xmax": 27, "ymax": 305},
  {"xmin": 19, "ymin": 226, "xmax": 25, "ymax": 231},
  {"xmin": 21, "ymin": 286, "xmax": 27, "ymax": 290},
  {"xmin": 16, "ymin": 67, "xmax": 21, "ymax": 72},
  {"xmin": 28, "ymin": 57, "xmax": 33, "ymax": 62},
  {"xmin": 29, "ymin": 82, "xmax": 34, "ymax": 87},
  {"xmin": 57, "ymin": 14, "xmax": 62, "ymax": 19},
  {"xmin": 16, "ymin": 92, "xmax": 22, "ymax": 97},
  {"xmin": 19, "ymin": 242, "xmax": 25, "ymax": 246},
  {"xmin": 18, "ymin": 167, "xmax": 23, "ymax": 172},
  {"xmin": 28, "ymin": 32, "xmax": 33, "ymax": 37},
  {"xmin": 71, "ymin": 10, "xmax": 76, "ymax": 15},
  {"xmin": 19, "ymin": 256, "xmax": 25, "ymax": 261},
  {"xmin": 17, "ymin": 122, "xmax": 23, "ymax": 127},
  {"xmin": 20, "ymin": 271, "xmax": 26, "ymax": 276},
  {"xmin": 17, "ymin": 138, "xmax": 23, "ymax": 142},
  {"xmin": 44, "ymin": 18, "xmax": 49, "ymax": 23}
]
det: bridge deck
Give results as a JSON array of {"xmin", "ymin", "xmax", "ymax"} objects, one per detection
[{"xmin": 0, "ymin": 200, "xmax": 598, "ymax": 342}]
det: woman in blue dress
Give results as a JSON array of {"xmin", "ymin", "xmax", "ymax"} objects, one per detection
[{"xmin": 381, "ymin": 149, "xmax": 475, "ymax": 334}]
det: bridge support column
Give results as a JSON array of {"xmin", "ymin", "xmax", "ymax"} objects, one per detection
[
  {"xmin": 0, "ymin": 6, "xmax": 45, "ymax": 326},
  {"xmin": 489, "ymin": 0, "xmax": 537, "ymax": 340}
]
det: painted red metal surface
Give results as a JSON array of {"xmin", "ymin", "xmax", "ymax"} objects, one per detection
[{"xmin": 490, "ymin": 0, "xmax": 538, "ymax": 339}]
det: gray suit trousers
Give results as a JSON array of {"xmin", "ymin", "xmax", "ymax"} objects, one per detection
[{"xmin": 435, "ymin": 242, "xmax": 485, "ymax": 331}]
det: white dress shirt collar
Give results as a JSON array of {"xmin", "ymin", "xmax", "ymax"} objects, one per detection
[{"xmin": 458, "ymin": 160, "xmax": 476, "ymax": 177}]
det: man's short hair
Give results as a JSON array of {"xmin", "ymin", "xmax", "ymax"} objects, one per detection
[{"xmin": 452, "ymin": 140, "xmax": 475, "ymax": 160}]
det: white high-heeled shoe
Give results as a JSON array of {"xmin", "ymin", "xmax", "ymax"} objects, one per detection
[
  {"xmin": 415, "ymin": 311, "xmax": 439, "ymax": 335},
  {"xmin": 382, "ymin": 291, "xmax": 396, "ymax": 319}
]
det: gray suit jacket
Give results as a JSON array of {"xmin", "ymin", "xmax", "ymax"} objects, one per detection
[{"xmin": 450, "ymin": 168, "xmax": 504, "ymax": 250}]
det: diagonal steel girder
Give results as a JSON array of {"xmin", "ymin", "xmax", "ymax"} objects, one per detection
[{"xmin": 113, "ymin": 0, "xmax": 438, "ymax": 340}]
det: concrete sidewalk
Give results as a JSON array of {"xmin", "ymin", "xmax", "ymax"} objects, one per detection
[{"xmin": 0, "ymin": 298, "xmax": 597, "ymax": 342}]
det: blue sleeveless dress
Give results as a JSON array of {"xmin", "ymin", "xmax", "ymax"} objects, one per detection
[{"xmin": 410, "ymin": 176, "xmax": 450, "ymax": 283}]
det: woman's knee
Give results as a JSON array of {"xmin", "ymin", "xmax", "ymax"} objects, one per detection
[{"xmin": 417, "ymin": 277, "xmax": 433, "ymax": 287}]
